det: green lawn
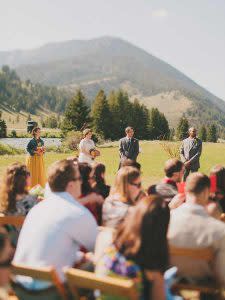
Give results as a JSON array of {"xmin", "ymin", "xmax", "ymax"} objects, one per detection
[{"xmin": 1, "ymin": 141, "xmax": 225, "ymax": 188}]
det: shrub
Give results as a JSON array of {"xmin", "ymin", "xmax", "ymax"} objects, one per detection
[
  {"xmin": 0, "ymin": 143, "xmax": 24, "ymax": 155},
  {"xmin": 62, "ymin": 131, "xmax": 83, "ymax": 151},
  {"xmin": 160, "ymin": 141, "xmax": 180, "ymax": 158}
]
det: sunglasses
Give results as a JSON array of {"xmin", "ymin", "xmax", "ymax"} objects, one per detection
[{"xmin": 130, "ymin": 182, "xmax": 142, "ymax": 188}]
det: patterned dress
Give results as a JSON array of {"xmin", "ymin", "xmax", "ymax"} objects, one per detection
[{"xmin": 96, "ymin": 245, "xmax": 144, "ymax": 300}]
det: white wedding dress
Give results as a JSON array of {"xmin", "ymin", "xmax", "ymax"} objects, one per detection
[{"xmin": 78, "ymin": 138, "xmax": 95, "ymax": 165}]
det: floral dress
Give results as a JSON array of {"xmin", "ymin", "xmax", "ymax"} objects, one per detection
[{"xmin": 96, "ymin": 245, "xmax": 144, "ymax": 300}]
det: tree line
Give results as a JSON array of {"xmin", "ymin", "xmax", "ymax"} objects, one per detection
[
  {"xmin": 177, "ymin": 117, "xmax": 218, "ymax": 142},
  {"xmin": 61, "ymin": 89, "xmax": 219, "ymax": 142},
  {"xmin": 0, "ymin": 65, "xmax": 70, "ymax": 113},
  {"xmin": 61, "ymin": 89, "xmax": 170, "ymax": 141}
]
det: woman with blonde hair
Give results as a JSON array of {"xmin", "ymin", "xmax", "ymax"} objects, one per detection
[
  {"xmin": 102, "ymin": 166, "xmax": 143, "ymax": 228},
  {"xmin": 78, "ymin": 129, "xmax": 100, "ymax": 165},
  {"xmin": 26, "ymin": 127, "xmax": 46, "ymax": 187}
]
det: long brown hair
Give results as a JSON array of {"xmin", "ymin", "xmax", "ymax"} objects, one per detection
[
  {"xmin": 0, "ymin": 163, "xmax": 30, "ymax": 213},
  {"xmin": 114, "ymin": 196, "xmax": 170, "ymax": 271},
  {"xmin": 111, "ymin": 166, "xmax": 140, "ymax": 203}
]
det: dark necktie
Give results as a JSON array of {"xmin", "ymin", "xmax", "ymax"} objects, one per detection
[{"xmin": 128, "ymin": 138, "xmax": 131, "ymax": 149}]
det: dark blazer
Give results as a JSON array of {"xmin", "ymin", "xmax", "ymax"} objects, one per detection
[
  {"xmin": 180, "ymin": 137, "xmax": 202, "ymax": 170},
  {"xmin": 27, "ymin": 138, "xmax": 44, "ymax": 156},
  {"xmin": 119, "ymin": 137, "xmax": 139, "ymax": 162}
]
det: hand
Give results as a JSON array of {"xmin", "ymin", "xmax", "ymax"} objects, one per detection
[{"xmin": 184, "ymin": 161, "xmax": 191, "ymax": 168}]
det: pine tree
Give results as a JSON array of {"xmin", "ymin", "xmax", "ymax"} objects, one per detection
[
  {"xmin": 61, "ymin": 89, "xmax": 91, "ymax": 132},
  {"xmin": 0, "ymin": 119, "xmax": 7, "ymax": 138},
  {"xmin": 207, "ymin": 124, "xmax": 217, "ymax": 143},
  {"xmin": 91, "ymin": 90, "xmax": 112, "ymax": 139},
  {"xmin": 108, "ymin": 90, "xmax": 132, "ymax": 139},
  {"xmin": 130, "ymin": 99, "xmax": 149, "ymax": 140},
  {"xmin": 199, "ymin": 125, "xmax": 207, "ymax": 142},
  {"xmin": 176, "ymin": 117, "xmax": 189, "ymax": 140},
  {"xmin": 148, "ymin": 108, "xmax": 170, "ymax": 140}
]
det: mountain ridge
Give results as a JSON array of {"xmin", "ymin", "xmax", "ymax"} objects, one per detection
[{"xmin": 0, "ymin": 36, "xmax": 225, "ymax": 128}]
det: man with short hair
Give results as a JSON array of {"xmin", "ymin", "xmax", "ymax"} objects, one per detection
[
  {"xmin": 13, "ymin": 160, "xmax": 98, "ymax": 298},
  {"xmin": 168, "ymin": 173, "xmax": 225, "ymax": 287},
  {"xmin": 180, "ymin": 127, "xmax": 202, "ymax": 181},
  {"xmin": 155, "ymin": 159, "xmax": 184, "ymax": 202},
  {"xmin": 119, "ymin": 127, "xmax": 139, "ymax": 169}
]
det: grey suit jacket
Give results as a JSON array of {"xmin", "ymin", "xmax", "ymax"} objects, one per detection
[
  {"xmin": 168, "ymin": 203, "xmax": 225, "ymax": 287},
  {"xmin": 180, "ymin": 137, "xmax": 202, "ymax": 170},
  {"xmin": 119, "ymin": 137, "xmax": 139, "ymax": 162}
]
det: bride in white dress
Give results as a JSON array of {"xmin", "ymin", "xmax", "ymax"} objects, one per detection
[{"xmin": 78, "ymin": 129, "xmax": 100, "ymax": 165}]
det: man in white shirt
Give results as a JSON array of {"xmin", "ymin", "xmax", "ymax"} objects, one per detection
[
  {"xmin": 13, "ymin": 159, "xmax": 98, "ymax": 298},
  {"xmin": 168, "ymin": 173, "xmax": 225, "ymax": 287}
]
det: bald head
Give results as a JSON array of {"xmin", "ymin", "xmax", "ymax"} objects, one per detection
[{"xmin": 189, "ymin": 127, "xmax": 197, "ymax": 138}]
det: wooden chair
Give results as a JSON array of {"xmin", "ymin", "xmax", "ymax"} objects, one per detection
[
  {"xmin": 0, "ymin": 215, "xmax": 25, "ymax": 227},
  {"xmin": 65, "ymin": 268, "xmax": 138, "ymax": 300},
  {"xmin": 11, "ymin": 263, "xmax": 68, "ymax": 300},
  {"xmin": 169, "ymin": 246, "xmax": 223, "ymax": 299}
]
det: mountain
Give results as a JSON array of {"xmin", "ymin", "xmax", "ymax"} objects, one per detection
[{"xmin": 0, "ymin": 36, "xmax": 225, "ymax": 129}]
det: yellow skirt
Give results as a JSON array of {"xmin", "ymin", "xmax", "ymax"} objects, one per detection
[{"xmin": 26, "ymin": 154, "xmax": 46, "ymax": 188}]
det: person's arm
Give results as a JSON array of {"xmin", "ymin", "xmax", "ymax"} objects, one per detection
[
  {"xmin": 180, "ymin": 141, "xmax": 186, "ymax": 162},
  {"xmin": 168, "ymin": 194, "xmax": 186, "ymax": 210},
  {"xmin": 188, "ymin": 141, "xmax": 202, "ymax": 164},
  {"xmin": 145, "ymin": 271, "xmax": 166, "ymax": 300},
  {"xmin": 134, "ymin": 139, "xmax": 139, "ymax": 160},
  {"xmin": 119, "ymin": 139, "xmax": 125, "ymax": 158},
  {"xmin": 27, "ymin": 140, "xmax": 37, "ymax": 156}
]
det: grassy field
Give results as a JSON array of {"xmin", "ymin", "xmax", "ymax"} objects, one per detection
[{"xmin": 0, "ymin": 141, "xmax": 225, "ymax": 187}]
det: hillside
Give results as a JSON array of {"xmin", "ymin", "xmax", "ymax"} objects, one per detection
[
  {"xmin": 0, "ymin": 36, "xmax": 225, "ymax": 128},
  {"xmin": 0, "ymin": 65, "xmax": 71, "ymax": 114}
]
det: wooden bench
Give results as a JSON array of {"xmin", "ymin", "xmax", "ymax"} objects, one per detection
[
  {"xmin": 0, "ymin": 216, "xmax": 25, "ymax": 227},
  {"xmin": 11, "ymin": 263, "xmax": 68, "ymax": 300},
  {"xmin": 65, "ymin": 268, "xmax": 138, "ymax": 300},
  {"xmin": 170, "ymin": 246, "xmax": 223, "ymax": 299}
]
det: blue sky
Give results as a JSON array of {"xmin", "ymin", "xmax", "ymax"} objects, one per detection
[{"xmin": 0, "ymin": 0, "xmax": 225, "ymax": 100}]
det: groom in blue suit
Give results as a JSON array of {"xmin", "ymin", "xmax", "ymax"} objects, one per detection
[{"xmin": 119, "ymin": 127, "xmax": 139, "ymax": 169}]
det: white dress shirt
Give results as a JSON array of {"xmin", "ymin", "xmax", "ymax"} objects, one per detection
[{"xmin": 13, "ymin": 189, "xmax": 98, "ymax": 290}]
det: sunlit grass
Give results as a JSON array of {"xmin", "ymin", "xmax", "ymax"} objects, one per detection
[{"xmin": 0, "ymin": 141, "xmax": 225, "ymax": 188}]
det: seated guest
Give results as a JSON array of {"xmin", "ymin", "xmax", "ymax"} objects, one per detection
[
  {"xmin": 78, "ymin": 163, "xmax": 104, "ymax": 225},
  {"xmin": 102, "ymin": 167, "xmax": 142, "ymax": 228},
  {"xmin": 210, "ymin": 165, "xmax": 225, "ymax": 213},
  {"xmin": 91, "ymin": 163, "xmax": 110, "ymax": 199},
  {"xmin": 162, "ymin": 159, "xmax": 184, "ymax": 188},
  {"xmin": 168, "ymin": 173, "xmax": 225, "ymax": 287},
  {"xmin": 0, "ymin": 163, "xmax": 38, "ymax": 216},
  {"xmin": 96, "ymin": 196, "xmax": 170, "ymax": 300},
  {"xmin": 13, "ymin": 160, "xmax": 98, "ymax": 297},
  {"xmin": 120, "ymin": 158, "xmax": 141, "ymax": 170},
  {"xmin": 155, "ymin": 159, "xmax": 184, "ymax": 203}
]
